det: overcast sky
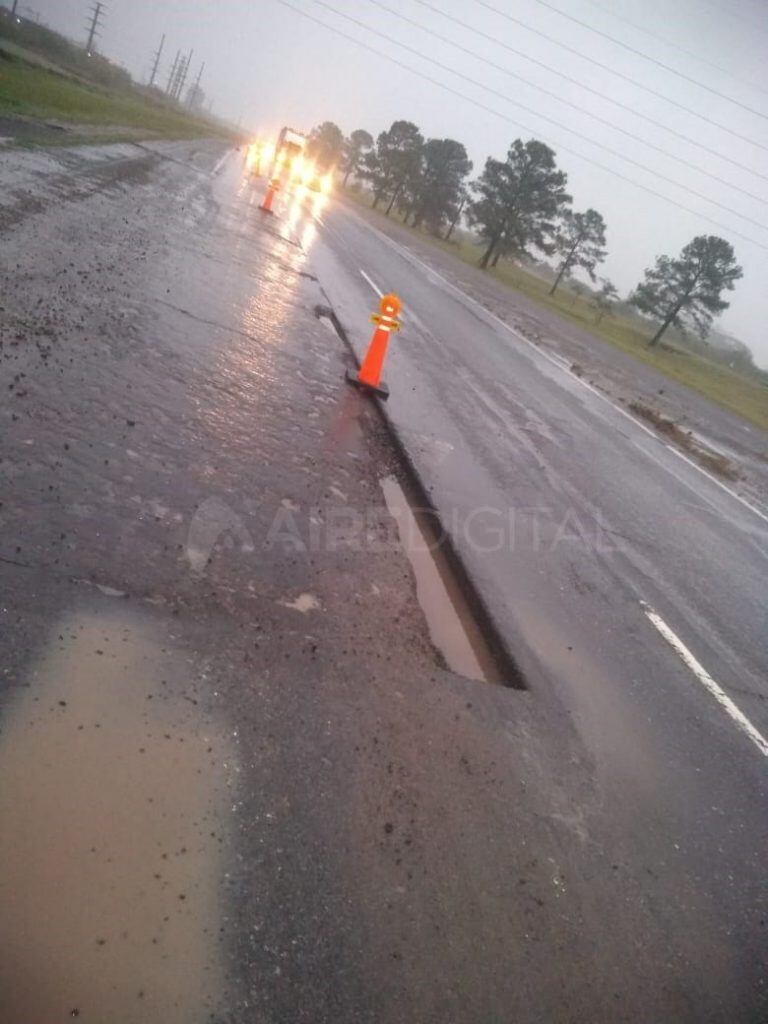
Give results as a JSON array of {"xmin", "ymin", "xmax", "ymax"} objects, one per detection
[{"xmin": 32, "ymin": 0, "xmax": 768, "ymax": 365}]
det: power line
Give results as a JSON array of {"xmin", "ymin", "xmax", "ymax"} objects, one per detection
[
  {"xmin": 310, "ymin": 0, "xmax": 768, "ymax": 232},
  {"xmin": 469, "ymin": 0, "xmax": 768, "ymax": 154},
  {"xmin": 583, "ymin": 0, "xmax": 768, "ymax": 98},
  {"xmin": 525, "ymin": 0, "xmax": 768, "ymax": 121},
  {"xmin": 694, "ymin": 0, "xmax": 768, "ymax": 38},
  {"xmin": 365, "ymin": 0, "xmax": 768, "ymax": 208},
  {"xmin": 411, "ymin": 0, "xmax": 768, "ymax": 184},
  {"xmin": 272, "ymin": 0, "xmax": 768, "ymax": 253}
]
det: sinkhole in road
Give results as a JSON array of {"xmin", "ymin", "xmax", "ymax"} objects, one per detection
[
  {"xmin": 315, "ymin": 300, "xmax": 522, "ymax": 688},
  {"xmin": 0, "ymin": 607, "xmax": 232, "ymax": 1024},
  {"xmin": 380, "ymin": 474, "xmax": 503, "ymax": 685}
]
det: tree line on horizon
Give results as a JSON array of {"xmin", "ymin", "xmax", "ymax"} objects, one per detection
[{"xmin": 305, "ymin": 120, "xmax": 744, "ymax": 350}]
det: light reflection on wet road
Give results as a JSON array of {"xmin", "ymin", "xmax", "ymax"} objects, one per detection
[{"xmin": 0, "ymin": 140, "xmax": 441, "ymax": 1022}]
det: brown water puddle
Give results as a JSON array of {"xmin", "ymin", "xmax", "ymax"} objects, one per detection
[
  {"xmin": 0, "ymin": 608, "xmax": 233, "ymax": 1023},
  {"xmin": 380, "ymin": 475, "xmax": 500, "ymax": 684}
]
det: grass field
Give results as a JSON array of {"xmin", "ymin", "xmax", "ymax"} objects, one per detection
[
  {"xmin": 0, "ymin": 51, "xmax": 232, "ymax": 141},
  {"xmin": 343, "ymin": 186, "xmax": 768, "ymax": 433}
]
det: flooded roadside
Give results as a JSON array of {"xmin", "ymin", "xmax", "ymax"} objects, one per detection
[{"xmin": 0, "ymin": 606, "xmax": 234, "ymax": 1024}]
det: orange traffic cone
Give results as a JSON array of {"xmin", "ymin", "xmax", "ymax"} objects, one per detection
[
  {"xmin": 260, "ymin": 177, "xmax": 280, "ymax": 214},
  {"xmin": 345, "ymin": 293, "xmax": 402, "ymax": 400}
]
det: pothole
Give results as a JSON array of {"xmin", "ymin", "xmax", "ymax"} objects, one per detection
[
  {"xmin": 0, "ymin": 607, "xmax": 232, "ymax": 1023},
  {"xmin": 380, "ymin": 474, "xmax": 508, "ymax": 686},
  {"xmin": 319, "ymin": 315, "xmax": 338, "ymax": 335},
  {"xmin": 313, "ymin": 303, "xmax": 350, "ymax": 348},
  {"xmin": 313, "ymin": 301, "xmax": 523, "ymax": 687}
]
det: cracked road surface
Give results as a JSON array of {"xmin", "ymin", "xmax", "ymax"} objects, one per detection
[{"xmin": 0, "ymin": 141, "xmax": 767, "ymax": 1023}]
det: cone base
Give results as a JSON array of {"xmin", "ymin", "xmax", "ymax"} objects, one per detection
[
  {"xmin": 259, "ymin": 206, "xmax": 274, "ymax": 215},
  {"xmin": 345, "ymin": 367, "xmax": 389, "ymax": 399}
]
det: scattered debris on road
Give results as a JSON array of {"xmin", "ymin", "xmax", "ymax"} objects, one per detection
[{"xmin": 629, "ymin": 400, "xmax": 739, "ymax": 480}]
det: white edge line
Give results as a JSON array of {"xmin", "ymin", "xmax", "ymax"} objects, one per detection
[
  {"xmin": 361, "ymin": 221, "xmax": 665, "ymax": 440},
  {"xmin": 359, "ymin": 267, "xmax": 415, "ymax": 329},
  {"xmin": 354, "ymin": 214, "xmax": 768, "ymax": 527},
  {"xmin": 359, "ymin": 268, "xmax": 383, "ymax": 297},
  {"xmin": 366, "ymin": 227, "xmax": 667, "ymax": 442},
  {"xmin": 642, "ymin": 602, "xmax": 768, "ymax": 757}
]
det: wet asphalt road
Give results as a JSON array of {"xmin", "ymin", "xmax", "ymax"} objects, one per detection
[
  {"xmin": 0, "ymin": 142, "xmax": 767, "ymax": 1023},
  {"xmin": 314, "ymin": 200, "xmax": 768, "ymax": 721},
  {"xmin": 312, "ymin": 199, "xmax": 768, "ymax": 1011},
  {"xmin": 0, "ymin": 140, "xmax": 437, "ymax": 1021},
  {"xmin": 338, "ymin": 198, "xmax": 768, "ymax": 507}
]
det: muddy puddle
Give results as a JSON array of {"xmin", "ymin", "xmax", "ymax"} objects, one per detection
[
  {"xmin": 380, "ymin": 475, "xmax": 500, "ymax": 684},
  {"xmin": 0, "ymin": 607, "xmax": 233, "ymax": 1023}
]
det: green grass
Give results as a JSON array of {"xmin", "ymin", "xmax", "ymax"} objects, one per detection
[
  {"xmin": 0, "ymin": 53, "xmax": 232, "ymax": 140},
  {"xmin": 342, "ymin": 186, "xmax": 768, "ymax": 433},
  {"xmin": 1, "ymin": 15, "xmax": 132, "ymax": 90}
]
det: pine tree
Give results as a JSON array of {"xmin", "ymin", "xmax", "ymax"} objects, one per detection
[
  {"xmin": 408, "ymin": 138, "xmax": 472, "ymax": 235},
  {"xmin": 468, "ymin": 140, "xmax": 570, "ymax": 270},
  {"xmin": 306, "ymin": 121, "xmax": 344, "ymax": 171},
  {"xmin": 549, "ymin": 209, "xmax": 607, "ymax": 296},
  {"xmin": 361, "ymin": 121, "xmax": 424, "ymax": 213},
  {"xmin": 341, "ymin": 129, "xmax": 373, "ymax": 187},
  {"xmin": 591, "ymin": 279, "xmax": 619, "ymax": 324},
  {"xmin": 632, "ymin": 235, "xmax": 743, "ymax": 346}
]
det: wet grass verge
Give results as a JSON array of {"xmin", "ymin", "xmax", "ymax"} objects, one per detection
[{"xmin": 0, "ymin": 51, "xmax": 234, "ymax": 142}]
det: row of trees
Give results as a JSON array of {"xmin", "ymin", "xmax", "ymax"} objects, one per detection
[
  {"xmin": 308, "ymin": 120, "xmax": 471, "ymax": 237},
  {"xmin": 306, "ymin": 120, "xmax": 743, "ymax": 347}
]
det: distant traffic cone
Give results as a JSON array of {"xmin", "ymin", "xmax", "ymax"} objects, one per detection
[
  {"xmin": 345, "ymin": 293, "xmax": 402, "ymax": 400},
  {"xmin": 260, "ymin": 177, "xmax": 280, "ymax": 214}
]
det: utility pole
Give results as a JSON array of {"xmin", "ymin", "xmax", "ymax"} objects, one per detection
[
  {"xmin": 10, "ymin": 0, "xmax": 20, "ymax": 18},
  {"xmin": 148, "ymin": 32, "xmax": 165, "ymax": 88},
  {"xmin": 176, "ymin": 48, "xmax": 192, "ymax": 101},
  {"xmin": 85, "ymin": 2, "xmax": 104, "ymax": 55},
  {"xmin": 170, "ymin": 53, "xmax": 186, "ymax": 100},
  {"xmin": 187, "ymin": 61, "xmax": 205, "ymax": 105},
  {"xmin": 166, "ymin": 49, "xmax": 180, "ymax": 94}
]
